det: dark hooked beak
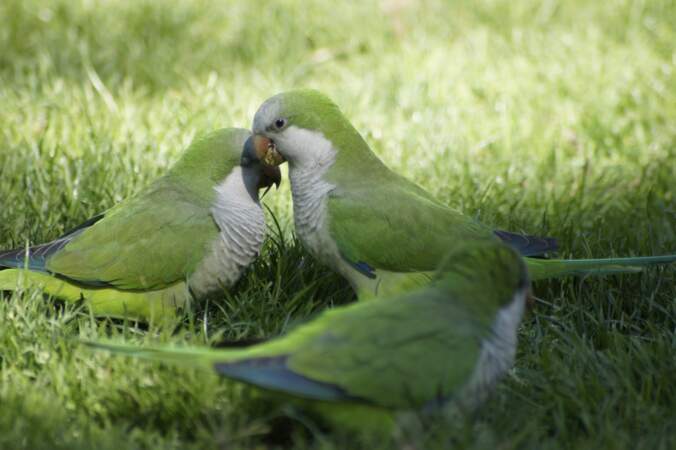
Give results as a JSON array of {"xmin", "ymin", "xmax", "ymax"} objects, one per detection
[{"xmin": 260, "ymin": 164, "xmax": 281, "ymax": 190}]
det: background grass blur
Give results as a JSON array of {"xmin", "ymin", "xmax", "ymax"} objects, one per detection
[{"xmin": 0, "ymin": 0, "xmax": 674, "ymax": 448}]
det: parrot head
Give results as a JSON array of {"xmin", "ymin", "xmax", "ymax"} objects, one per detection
[
  {"xmin": 172, "ymin": 128, "xmax": 281, "ymax": 199},
  {"xmin": 433, "ymin": 240, "xmax": 530, "ymax": 304},
  {"xmin": 250, "ymin": 89, "xmax": 370, "ymax": 172}
]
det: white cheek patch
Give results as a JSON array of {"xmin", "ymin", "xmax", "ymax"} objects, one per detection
[{"xmin": 278, "ymin": 126, "xmax": 337, "ymax": 168}]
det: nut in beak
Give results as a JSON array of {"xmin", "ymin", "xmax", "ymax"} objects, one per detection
[{"xmin": 253, "ymin": 135, "xmax": 285, "ymax": 167}]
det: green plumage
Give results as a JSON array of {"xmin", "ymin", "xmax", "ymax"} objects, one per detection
[
  {"xmin": 0, "ymin": 128, "xmax": 265, "ymax": 321},
  {"xmin": 327, "ymin": 182, "xmax": 676, "ymax": 285},
  {"xmin": 0, "ymin": 269, "xmax": 187, "ymax": 319},
  {"xmin": 328, "ymin": 182, "xmax": 495, "ymax": 274},
  {"xmin": 253, "ymin": 90, "xmax": 676, "ymax": 297},
  {"xmin": 46, "ymin": 178, "xmax": 218, "ymax": 290},
  {"xmin": 88, "ymin": 240, "xmax": 528, "ymax": 431}
]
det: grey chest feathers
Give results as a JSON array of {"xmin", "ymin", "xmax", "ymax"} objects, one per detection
[
  {"xmin": 189, "ymin": 169, "xmax": 266, "ymax": 297},
  {"xmin": 288, "ymin": 159, "xmax": 364, "ymax": 288}
]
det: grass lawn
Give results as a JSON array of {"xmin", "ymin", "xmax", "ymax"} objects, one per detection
[{"xmin": 1, "ymin": 0, "xmax": 674, "ymax": 448}]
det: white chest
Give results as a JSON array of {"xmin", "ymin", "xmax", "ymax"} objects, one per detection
[
  {"xmin": 284, "ymin": 144, "xmax": 360, "ymax": 290},
  {"xmin": 189, "ymin": 169, "xmax": 265, "ymax": 297},
  {"xmin": 289, "ymin": 162, "xmax": 338, "ymax": 261}
]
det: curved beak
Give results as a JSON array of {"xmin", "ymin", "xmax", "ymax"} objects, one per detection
[{"xmin": 260, "ymin": 164, "xmax": 281, "ymax": 190}]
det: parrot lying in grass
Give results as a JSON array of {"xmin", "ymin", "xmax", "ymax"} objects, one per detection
[
  {"xmin": 0, "ymin": 128, "xmax": 280, "ymax": 321},
  {"xmin": 249, "ymin": 89, "xmax": 676, "ymax": 298},
  {"xmin": 87, "ymin": 238, "xmax": 529, "ymax": 432}
]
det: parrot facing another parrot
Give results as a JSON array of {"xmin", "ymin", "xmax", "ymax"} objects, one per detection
[
  {"xmin": 0, "ymin": 128, "xmax": 281, "ymax": 321},
  {"xmin": 249, "ymin": 89, "xmax": 676, "ymax": 298},
  {"xmin": 88, "ymin": 238, "xmax": 529, "ymax": 433}
]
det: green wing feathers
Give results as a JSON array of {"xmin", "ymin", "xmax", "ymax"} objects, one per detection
[
  {"xmin": 226, "ymin": 240, "xmax": 527, "ymax": 407},
  {"xmin": 87, "ymin": 295, "xmax": 488, "ymax": 408},
  {"xmin": 87, "ymin": 239, "xmax": 527, "ymax": 410},
  {"xmin": 327, "ymin": 183, "xmax": 675, "ymax": 283},
  {"xmin": 46, "ymin": 179, "xmax": 218, "ymax": 290},
  {"xmin": 327, "ymin": 183, "xmax": 495, "ymax": 274}
]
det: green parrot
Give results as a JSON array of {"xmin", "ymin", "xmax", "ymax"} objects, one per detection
[
  {"xmin": 0, "ymin": 128, "xmax": 281, "ymax": 321},
  {"xmin": 88, "ymin": 238, "xmax": 529, "ymax": 432},
  {"xmin": 249, "ymin": 89, "xmax": 676, "ymax": 298}
]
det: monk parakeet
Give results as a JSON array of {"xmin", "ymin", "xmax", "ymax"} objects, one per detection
[
  {"xmin": 249, "ymin": 89, "xmax": 675, "ymax": 298},
  {"xmin": 88, "ymin": 239, "xmax": 529, "ymax": 432},
  {"xmin": 0, "ymin": 128, "xmax": 281, "ymax": 321}
]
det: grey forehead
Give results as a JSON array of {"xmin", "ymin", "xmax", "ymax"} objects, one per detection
[{"xmin": 252, "ymin": 95, "xmax": 283, "ymax": 133}]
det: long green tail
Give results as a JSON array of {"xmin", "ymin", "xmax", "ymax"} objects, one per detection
[
  {"xmin": 84, "ymin": 340, "xmax": 245, "ymax": 368},
  {"xmin": 87, "ymin": 342, "xmax": 396, "ymax": 432},
  {"xmin": 526, "ymin": 254, "xmax": 676, "ymax": 281},
  {"xmin": 86, "ymin": 340, "xmax": 357, "ymax": 403}
]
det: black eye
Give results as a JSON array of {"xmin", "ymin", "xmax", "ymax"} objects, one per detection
[{"xmin": 274, "ymin": 118, "xmax": 286, "ymax": 129}]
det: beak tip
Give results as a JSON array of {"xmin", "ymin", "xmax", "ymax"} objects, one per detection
[{"xmin": 260, "ymin": 164, "xmax": 282, "ymax": 191}]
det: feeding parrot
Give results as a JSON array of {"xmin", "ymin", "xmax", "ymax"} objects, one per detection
[
  {"xmin": 0, "ymin": 128, "xmax": 281, "ymax": 321},
  {"xmin": 88, "ymin": 238, "xmax": 530, "ymax": 432},
  {"xmin": 249, "ymin": 89, "xmax": 676, "ymax": 298}
]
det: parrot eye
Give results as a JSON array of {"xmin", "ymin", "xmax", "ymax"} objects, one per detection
[{"xmin": 274, "ymin": 118, "xmax": 286, "ymax": 130}]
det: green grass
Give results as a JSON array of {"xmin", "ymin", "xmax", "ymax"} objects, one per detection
[{"xmin": 1, "ymin": 0, "xmax": 675, "ymax": 448}]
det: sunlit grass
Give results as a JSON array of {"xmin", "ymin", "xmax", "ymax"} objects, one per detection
[{"xmin": 0, "ymin": 0, "xmax": 674, "ymax": 448}]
